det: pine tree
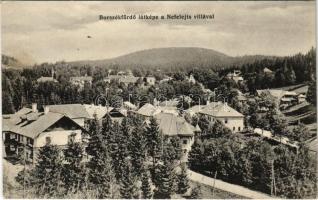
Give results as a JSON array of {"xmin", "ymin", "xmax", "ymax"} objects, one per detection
[
  {"xmin": 86, "ymin": 116, "xmax": 116, "ymax": 198},
  {"xmin": 188, "ymin": 139, "xmax": 203, "ymax": 170},
  {"xmin": 119, "ymin": 158, "xmax": 139, "ymax": 199},
  {"xmin": 153, "ymin": 160, "xmax": 175, "ymax": 199},
  {"xmin": 130, "ymin": 123, "xmax": 147, "ymax": 176},
  {"xmin": 141, "ymin": 169, "xmax": 153, "ymax": 199},
  {"xmin": 145, "ymin": 117, "xmax": 163, "ymax": 167},
  {"xmin": 32, "ymin": 145, "xmax": 64, "ymax": 197},
  {"xmin": 177, "ymin": 164, "xmax": 190, "ymax": 194},
  {"xmin": 62, "ymin": 140, "xmax": 85, "ymax": 193}
]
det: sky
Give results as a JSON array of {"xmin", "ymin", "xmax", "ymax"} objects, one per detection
[{"xmin": 1, "ymin": 1, "xmax": 316, "ymax": 64}]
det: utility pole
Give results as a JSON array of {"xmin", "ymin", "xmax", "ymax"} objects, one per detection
[
  {"xmin": 212, "ymin": 171, "xmax": 217, "ymax": 197},
  {"xmin": 271, "ymin": 160, "xmax": 276, "ymax": 196}
]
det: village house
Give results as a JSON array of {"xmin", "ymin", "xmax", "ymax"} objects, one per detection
[
  {"xmin": 145, "ymin": 76, "xmax": 156, "ymax": 85},
  {"xmin": 158, "ymin": 99, "xmax": 179, "ymax": 115},
  {"xmin": 188, "ymin": 74, "xmax": 196, "ymax": 84},
  {"xmin": 197, "ymin": 101, "xmax": 244, "ymax": 133},
  {"xmin": 104, "ymin": 74, "xmax": 140, "ymax": 85},
  {"xmin": 154, "ymin": 112, "xmax": 201, "ymax": 162},
  {"xmin": 133, "ymin": 103, "xmax": 162, "ymax": 120},
  {"xmin": 37, "ymin": 68, "xmax": 58, "ymax": 83},
  {"xmin": 123, "ymin": 101, "xmax": 138, "ymax": 111},
  {"xmin": 70, "ymin": 74, "xmax": 93, "ymax": 88},
  {"xmin": 256, "ymin": 89, "xmax": 299, "ymax": 109},
  {"xmin": 2, "ymin": 104, "xmax": 87, "ymax": 163},
  {"xmin": 263, "ymin": 67, "xmax": 274, "ymax": 75},
  {"xmin": 226, "ymin": 70, "xmax": 244, "ymax": 83}
]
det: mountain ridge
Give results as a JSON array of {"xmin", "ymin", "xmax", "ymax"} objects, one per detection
[{"xmin": 66, "ymin": 47, "xmax": 277, "ymax": 71}]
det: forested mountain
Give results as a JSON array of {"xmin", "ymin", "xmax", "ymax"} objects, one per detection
[
  {"xmin": 67, "ymin": 47, "xmax": 276, "ymax": 71},
  {"xmin": 1, "ymin": 55, "xmax": 25, "ymax": 69}
]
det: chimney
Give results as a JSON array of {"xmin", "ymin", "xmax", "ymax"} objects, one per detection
[
  {"xmin": 32, "ymin": 103, "xmax": 38, "ymax": 113},
  {"xmin": 44, "ymin": 106, "xmax": 50, "ymax": 115}
]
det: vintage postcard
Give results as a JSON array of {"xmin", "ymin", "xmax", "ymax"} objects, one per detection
[{"xmin": 1, "ymin": 1, "xmax": 316, "ymax": 199}]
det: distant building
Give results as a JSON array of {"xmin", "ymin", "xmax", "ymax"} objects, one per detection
[
  {"xmin": 133, "ymin": 103, "xmax": 162, "ymax": 120},
  {"xmin": 2, "ymin": 104, "xmax": 86, "ymax": 163},
  {"xmin": 256, "ymin": 89, "xmax": 298, "ymax": 109},
  {"xmin": 188, "ymin": 74, "xmax": 196, "ymax": 84},
  {"xmin": 198, "ymin": 101, "xmax": 244, "ymax": 133},
  {"xmin": 263, "ymin": 67, "xmax": 274, "ymax": 74},
  {"xmin": 226, "ymin": 70, "xmax": 244, "ymax": 83},
  {"xmin": 145, "ymin": 76, "xmax": 156, "ymax": 85},
  {"xmin": 158, "ymin": 99, "xmax": 179, "ymax": 115},
  {"xmin": 154, "ymin": 112, "xmax": 200, "ymax": 162},
  {"xmin": 104, "ymin": 75, "xmax": 140, "ymax": 85},
  {"xmin": 70, "ymin": 75, "xmax": 92, "ymax": 88},
  {"xmin": 37, "ymin": 68, "xmax": 58, "ymax": 83},
  {"xmin": 160, "ymin": 75, "xmax": 173, "ymax": 83},
  {"xmin": 123, "ymin": 101, "xmax": 138, "ymax": 111},
  {"xmin": 298, "ymin": 94, "xmax": 306, "ymax": 103}
]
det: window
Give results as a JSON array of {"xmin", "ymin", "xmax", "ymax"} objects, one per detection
[
  {"xmin": 68, "ymin": 133, "xmax": 76, "ymax": 144},
  {"xmin": 45, "ymin": 137, "xmax": 51, "ymax": 145},
  {"xmin": 183, "ymin": 140, "xmax": 187, "ymax": 145},
  {"xmin": 233, "ymin": 127, "xmax": 235, "ymax": 131},
  {"xmin": 183, "ymin": 149, "xmax": 187, "ymax": 154},
  {"xmin": 238, "ymin": 127, "xmax": 241, "ymax": 131},
  {"xmin": 10, "ymin": 133, "xmax": 15, "ymax": 139},
  {"xmin": 10, "ymin": 145, "xmax": 15, "ymax": 151},
  {"xmin": 224, "ymin": 118, "xmax": 228, "ymax": 124}
]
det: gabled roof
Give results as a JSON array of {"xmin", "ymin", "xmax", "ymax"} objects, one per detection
[
  {"xmin": 123, "ymin": 101, "xmax": 137, "ymax": 110},
  {"xmin": 119, "ymin": 76, "xmax": 139, "ymax": 84},
  {"xmin": 256, "ymin": 89, "xmax": 286, "ymax": 100},
  {"xmin": 37, "ymin": 77, "xmax": 57, "ymax": 83},
  {"xmin": 135, "ymin": 103, "xmax": 161, "ymax": 117},
  {"xmin": 84, "ymin": 104, "xmax": 111, "ymax": 119},
  {"xmin": 263, "ymin": 67, "xmax": 273, "ymax": 73},
  {"xmin": 155, "ymin": 113, "xmax": 196, "ymax": 136},
  {"xmin": 158, "ymin": 99, "xmax": 179, "ymax": 107},
  {"xmin": 3, "ymin": 111, "xmax": 82, "ymax": 139},
  {"xmin": 198, "ymin": 102, "xmax": 244, "ymax": 118},
  {"xmin": 186, "ymin": 105, "xmax": 206, "ymax": 114},
  {"xmin": 48, "ymin": 104, "xmax": 91, "ymax": 119},
  {"xmin": 15, "ymin": 107, "xmax": 33, "ymax": 116},
  {"xmin": 70, "ymin": 76, "xmax": 92, "ymax": 81}
]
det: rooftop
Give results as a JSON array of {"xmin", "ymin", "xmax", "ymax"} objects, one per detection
[
  {"xmin": 155, "ymin": 112, "xmax": 197, "ymax": 136},
  {"xmin": 198, "ymin": 102, "xmax": 244, "ymax": 118}
]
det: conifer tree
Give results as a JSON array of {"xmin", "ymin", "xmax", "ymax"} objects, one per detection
[
  {"xmin": 32, "ymin": 144, "xmax": 64, "ymax": 197},
  {"xmin": 130, "ymin": 123, "xmax": 147, "ymax": 175},
  {"xmin": 145, "ymin": 117, "xmax": 163, "ymax": 167},
  {"xmin": 177, "ymin": 164, "xmax": 190, "ymax": 194},
  {"xmin": 62, "ymin": 139, "xmax": 85, "ymax": 193},
  {"xmin": 119, "ymin": 158, "xmax": 139, "ymax": 199},
  {"xmin": 153, "ymin": 160, "xmax": 175, "ymax": 199},
  {"xmin": 141, "ymin": 169, "xmax": 153, "ymax": 199},
  {"xmin": 86, "ymin": 116, "xmax": 116, "ymax": 198}
]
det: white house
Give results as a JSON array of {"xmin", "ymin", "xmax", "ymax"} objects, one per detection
[
  {"xmin": 198, "ymin": 102, "xmax": 244, "ymax": 133},
  {"xmin": 154, "ymin": 112, "xmax": 200, "ymax": 162},
  {"xmin": 70, "ymin": 75, "xmax": 92, "ymax": 88},
  {"xmin": 226, "ymin": 70, "xmax": 244, "ymax": 83}
]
